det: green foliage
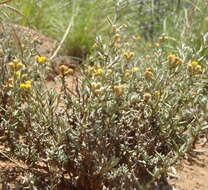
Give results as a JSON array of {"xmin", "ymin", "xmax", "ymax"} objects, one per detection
[
  {"xmin": 5, "ymin": 0, "xmax": 115, "ymax": 57},
  {"xmin": 1, "ymin": 21, "xmax": 208, "ymax": 189},
  {"xmin": 63, "ymin": 0, "xmax": 114, "ymax": 57},
  {"xmin": 0, "ymin": 0, "xmax": 208, "ymax": 189},
  {"xmin": 4, "ymin": 0, "xmax": 208, "ymax": 56}
]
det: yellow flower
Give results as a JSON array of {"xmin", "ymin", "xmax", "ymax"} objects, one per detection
[
  {"xmin": 145, "ymin": 55, "xmax": 151, "ymax": 59},
  {"xmin": 195, "ymin": 65, "xmax": 202, "ymax": 73},
  {"xmin": 6, "ymin": 78, "xmax": 13, "ymax": 88},
  {"xmin": 168, "ymin": 54, "xmax": 176, "ymax": 63},
  {"xmin": 8, "ymin": 78, "xmax": 13, "ymax": 83},
  {"xmin": 8, "ymin": 59, "xmax": 24, "ymax": 70},
  {"xmin": 159, "ymin": 34, "xmax": 169, "ymax": 42},
  {"xmin": 155, "ymin": 43, "xmax": 160, "ymax": 47},
  {"xmin": 94, "ymin": 88, "xmax": 105, "ymax": 95},
  {"xmin": 107, "ymin": 69, "xmax": 113, "ymax": 73},
  {"xmin": 123, "ymin": 51, "xmax": 135, "ymax": 60},
  {"xmin": 168, "ymin": 54, "xmax": 183, "ymax": 68},
  {"xmin": 132, "ymin": 35, "xmax": 141, "ymax": 41},
  {"xmin": 91, "ymin": 82, "xmax": 101, "ymax": 90},
  {"xmin": 25, "ymin": 80, "xmax": 31, "ymax": 84},
  {"xmin": 92, "ymin": 43, "xmax": 99, "ymax": 49},
  {"xmin": 112, "ymin": 25, "xmax": 119, "ymax": 34},
  {"xmin": 113, "ymin": 85, "xmax": 125, "ymax": 96},
  {"xmin": 113, "ymin": 33, "xmax": 121, "ymax": 42},
  {"xmin": 132, "ymin": 67, "xmax": 139, "ymax": 72},
  {"xmin": 3, "ymin": 78, "xmax": 13, "ymax": 90},
  {"xmin": 143, "ymin": 93, "xmax": 151, "ymax": 102},
  {"xmin": 36, "ymin": 56, "xmax": 47, "ymax": 63},
  {"xmin": 144, "ymin": 67, "xmax": 154, "ymax": 80},
  {"xmin": 59, "ymin": 65, "xmax": 74, "ymax": 76},
  {"xmin": 191, "ymin": 61, "xmax": 198, "ymax": 66},
  {"xmin": 124, "ymin": 69, "xmax": 131, "ymax": 79},
  {"xmin": 187, "ymin": 64, "xmax": 193, "ymax": 73},
  {"xmin": 20, "ymin": 80, "xmax": 31, "ymax": 90},
  {"xmin": 64, "ymin": 68, "xmax": 74, "ymax": 75},
  {"xmin": 188, "ymin": 61, "xmax": 202, "ymax": 74},
  {"xmin": 94, "ymin": 68, "xmax": 104, "ymax": 76},
  {"xmin": 155, "ymin": 91, "xmax": 161, "ymax": 100},
  {"xmin": 21, "ymin": 74, "xmax": 28, "ymax": 79},
  {"xmin": 14, "ymin": 71, "xmax": 21, "ymax": 77},
  {"xmin": 59, "ymin": 65, "xmax": 69, "ymax": 74}
]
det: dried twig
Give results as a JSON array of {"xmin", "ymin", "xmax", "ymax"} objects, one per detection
[
  {"xmin": 0, "ymin": 0, "xmax": 12, "ymax": 5},
  {"xmin": 50, "ymin": 1, "xmax": 78, "ymax": 60}
]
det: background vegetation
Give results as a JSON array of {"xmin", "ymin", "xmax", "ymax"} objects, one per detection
[{"xmin": 0, "ymin": 0, "xmax": 208, "ymax": 189}]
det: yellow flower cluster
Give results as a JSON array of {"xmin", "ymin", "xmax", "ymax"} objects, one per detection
[
  {"xmin": 112, "ymin": 25, "xmax": 122, "ymax": 49},
  {"xmin": 143, "ymin": 93, "xmax": 152, "ymax": 102},
  {"xmin": 94, "ymin": 88, "xmax": 105, "ymax": 95},
  {"xmin": 94, "ymin": 68, "xmax": 104, "ymax": 76},
  {"xmin": 159, "ymin": 34, "xmax": 169, "ymax": 43},
  {"xmin": 168, "ymin": 54, "xmax": 183, "ymax": 68},
  {"xmin": 113, "ymin": 85, "xmax": 125, "ymax": 96},
  {"xmin": 14, "ymin": 71, "xmax": 21, "ymax": 77},
  {"xmin": 112, "ymin": 25, "xmax": 120, "ymax": 34},
  {"xmin": 91, "ymin": 82, "xmax": 104, "ymax": 95},
  {"xmin": 8, "ymin": 59, "xmax": 24, "ymax": 71},
  {"xmin": 91, "ymin": 82, "xmax": 101, "ymax": 90},
  {"xmin": 59, "ymin": 65, "xmax": 74, "ymax": 76},
  {"xmin": 155, "ymin": 91, "xmax": 161, "ymax": 100},
  {"xmin": 187, "ymin": 61, "xmax": 202, "ymax": 74},
  {"xmin": 155, "ymin": 43, "xmax": 160, "ymax": 48},
  {"xmin": 132, "ymin": 67, "xmax": 139, "ymax": 72},
  {"xmin": 124, "ymin": 67, "xmax": 139, "ymax": 79},
  {"xmin": 87, "ymin": 66, "xmax": 106, "ymax": 77},
  {"xmin": 4, "ymin": 78, "xmax": 14, "ymax": 90},
  {"xmin": 144, "ymin": 67, "xmax": 154, "ymax": 80},
  {"xmin": 36, "ymin": 56, "xmax": 47, "ymax": 63},
  {"xmin": 20, "ymin": 80, "xmax": 31, "ymax": 90},
  {"xmin": 113, "ymin": 33, "xmax": 121, "ymax": 42},
  {"xmin": 123, "ymin": 51, "xmax": 135, "ymax": 60}
]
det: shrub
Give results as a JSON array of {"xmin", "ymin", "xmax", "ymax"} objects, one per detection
[{"xmin": 0, "ymin": 19, "xmax": 208, "ymax": 189}]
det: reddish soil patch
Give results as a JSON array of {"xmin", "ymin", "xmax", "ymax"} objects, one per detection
[
  {"xmin": 1, "ymin": 22, "xmax": 56, "ymax": 57},
  {"xmin": 169, "ymin": 143, "xmax": 208, "ymax": 190},
  {"xmin": 45, "ymin": 74, "xmax": 79, "ymax": 94},
  {"xmin": 0, "ymin": 144, "xmax": 208, "ymax": 189}
]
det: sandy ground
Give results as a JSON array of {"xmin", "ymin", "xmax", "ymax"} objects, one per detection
[
  {"xmin": 0, "ymin": 143, "xmax": 208, "ymax": 189},
  {"xmin": 169, "ymin": 143, "xmax": 208, "ymax": 190}
]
